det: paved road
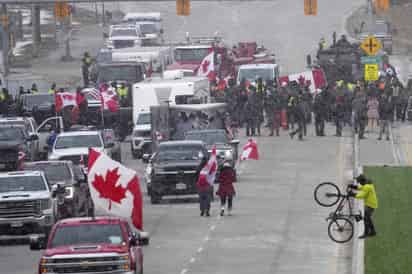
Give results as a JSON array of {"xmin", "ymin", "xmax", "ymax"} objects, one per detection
[{"xmin": 0, "ymin": 1, "xmax": 369, "ymax": 274}]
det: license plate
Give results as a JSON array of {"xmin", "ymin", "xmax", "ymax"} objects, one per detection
[
  {"xmin": 176, "ymin": 183, "xmax": 187, "ymax": 190},
  {"xmin": 10, "ymin": 221, "xmax": 23, "ymax": 228}
]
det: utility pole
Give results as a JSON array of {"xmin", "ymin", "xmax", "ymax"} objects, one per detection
[
  {"xmin": 367, "ymin": 0, "xmax": 374, "ymax": 31},
  {"xmin": 31, "ymin": 4, "xmax": 41, "ymax": 57},
  {"xmin": 1, "ymin": 3, "xmax": 9, "ymax": 76}
]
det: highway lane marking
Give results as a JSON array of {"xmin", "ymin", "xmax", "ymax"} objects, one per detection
[
  {"xmin": 197, "ymin": 247, "xmax": 203, "ymax": 253},
  {"xmin": 180, "ymin": 269, "xmax": 187, "ymax": 274},
  {"xmin": 190, "ymin": 258, "xmax": 196, "ymax": 263}
]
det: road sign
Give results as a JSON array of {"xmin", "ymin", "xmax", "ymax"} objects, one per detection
[
  {"xmin": 304, "ymin": 0, "xmax": 317, "ymax": 16},
  {"xmin": 361, "ymin": 56, "xmax": 382, "ymax": 64},
  {"xmin": 176, "ymin": 0, "xmax": 190, "ymax": 16},
  {"xmin": 54, "ymin": 2, "xmax": 70, "ymax": 19},
  {"xmin": 364, "ymin": 63, "xmax": 379, "ymax": 81},
  {"xmin": 360, "ymin": 35, "xmax": 382, "ymax": 56}
]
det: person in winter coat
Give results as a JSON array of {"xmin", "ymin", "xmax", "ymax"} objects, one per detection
[
  {"xmin": 367, "ymin": 95, "xmax": 380, "ymax": 132},
  {"xmin": 289, "ymin": 96, "xmax": 306, "ymax": 140},
  {"xmin": 378, "ymin": 94, "xmax": 394, "ymax": 141},
  {"xmin": 216, "ymin": 162, "xmax": 236, "ymax": 216},
  {"xmin": 196, "ymin": 175, "xmax": 212, "ymax": 217}
]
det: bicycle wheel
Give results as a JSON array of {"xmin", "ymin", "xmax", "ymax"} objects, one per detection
[
  {"xmin": 314, "ymin": 182, "xmax": 341, "ymax": 207},
  {"xmin": 328, "ymin": 217, "xmax": 354, "ymax": 244}
]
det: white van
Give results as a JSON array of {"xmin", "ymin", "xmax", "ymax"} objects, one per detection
[{"xmin": 132, "ymin": 76, "xmax": 210, "ymax": 125}]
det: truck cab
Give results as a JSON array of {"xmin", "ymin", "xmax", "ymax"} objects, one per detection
[
  {"xmin": 30, "ymin": 217, "xmax": 149, "ymax": 274},
  {"xmin": 236, "ymin": 63, "xmax": 280, "ymax": 85}
]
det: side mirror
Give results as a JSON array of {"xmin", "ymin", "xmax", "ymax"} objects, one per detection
[
  {"xmin": 29, "ymin": 235, "xmax": 46, "ymax": 250},
  {"xmin": 230, "ymin": 139, "xmax": 240, "ymax": 146},
  {"xmin": 104, "ymin": 142, "xmax": 115, "ymax": 148},
  {"xmin": 28, "ymin": 134, "xmax": 39, "ymax": 141},
  {"xmin": 142, "ymin": 154, "xmax": 150, "ymax": 163},
  {"xmin": 138, "ymin": 231, "xmax": 149, "ymax": 246}
]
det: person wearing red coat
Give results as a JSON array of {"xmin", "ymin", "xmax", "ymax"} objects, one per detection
[
  {"xmin": 217, "ymin": 162, "xmax": 236, "ymax": 216},
  {"xmin": 196, "ymin": 174, "xmax": 212, "ymax": 217}
]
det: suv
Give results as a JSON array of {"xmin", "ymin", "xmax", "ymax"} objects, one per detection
[
  {"xmin": 107, "ymin": 24, "xmax": 142, "ymax": 49},
  {"xmin": 18, "ymin": 93, "xmax": 55, "ymax": 122},
  {"xmin": 131, "ymin": 112, "xmax": 151, "ymax": 159},
  {"xmin": 0, "ymin": 125, "xmax": 38, "ymax": 169},
  {"xmin": 48, "ymin": 130, "xmax": 119, "ymax": 171},
  {"xmin": 0, "ymin": 171, "xmax": 54, "ymax": 236},
  {"xmin": 185, "ymin": 129, "xmax": 239, "ymax": 170},
  {"xmin": 30, "ymin": 217, "xmax": 149, "ymax": 274},
  {"xmin": 145, "ymin": 140, "xmax": 208, "ymax": 204},
  {"xmin": 23, "ymin": 161, "xmax": 85, "ymax": 218}
]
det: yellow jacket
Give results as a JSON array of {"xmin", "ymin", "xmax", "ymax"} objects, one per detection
[{"xmin": 356, "ymin": 184, "xmax": 378, "ymax": 209}]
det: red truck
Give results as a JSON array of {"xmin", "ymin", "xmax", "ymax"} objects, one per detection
[{"xmin": 29, "ymin": 216, "xmax": 149, "ymax": 274}]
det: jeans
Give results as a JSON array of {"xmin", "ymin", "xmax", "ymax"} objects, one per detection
[
  {"xmin": 220, "ymin": 195, "xmax": 233, "ymax": 210},
  {"xmin": 199, "ymin": 191, "xmax": 211, "ymax": 214}
]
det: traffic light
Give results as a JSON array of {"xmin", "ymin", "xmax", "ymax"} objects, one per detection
[
  {"xmin": 54, "ymin": 1, "xmax": 70, "ymax": 19},
  {"xmin": 176, "ymin": 0, "xmax": 190, "ymax": 16},
  {"xmin": 304, "ymin": 0, "xmax": 317, "ymax": 16},
  {"xmin": 374, "ymin": 0, "xmax": 390, "ymax": 12}
]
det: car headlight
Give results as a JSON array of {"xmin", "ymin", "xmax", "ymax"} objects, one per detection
[{"xmin": 39, "ymin": 199, "xmax": 52, "ymax": 210}]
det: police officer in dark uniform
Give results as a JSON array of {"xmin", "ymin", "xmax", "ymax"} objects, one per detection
[
  {"xmin": 289, "ymin": 95, "xmax": 306, "ymax": 140},
  {"xmin": 353, "ymin": 91, "xmax": 368, "ymax": 139},
  {"xmin": 313, "ymin": 90, "xmax": 327, "ymax": 136}
]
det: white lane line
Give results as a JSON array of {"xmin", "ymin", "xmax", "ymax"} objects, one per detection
[
  {"xmin": 197, "ymin": 247, "xmax": 203, "ymax": 253},
  {"xmin": 181, "ymin": 269, "xmax": 187, "ymax": 274},
  {"xmin": 210, "ymin": 225, "xmax": 216, "ymax": 231},
  {"xmin": 190, "ymin": 258, "xmax": 196, "ymax": 263},
  {"xmin": 204, "ymin": 236, "xmax": 210, "ymax": 242}
]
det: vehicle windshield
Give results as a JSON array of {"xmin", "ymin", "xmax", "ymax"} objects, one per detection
[
  {"xmin": 238, "ymin": 68, "xmax": 274, "ymax": 82},
  {"xmin": 110, "ymin": 28, "xmax": 137, "ymax": 37},
  {"xmin": 24, "ymin": 164, "xmax": 71, "ymax": 184},
  {"xmin": 174, "ymin": 48, "xmax": 210, "ymax": 62},
  {"xmin": 23, "ymin": 94, "xmax": 54, "ymax": 108},
  {"xmin": 98, "ymin": 66, "xmax": 140, "ymax": 82},
  {"xmin": 157, "ymin": 145, "xmax": 204, "ymax": 162},
  {"xmin": 0, "ymin": 176, "xmax": 46, "ymax": 193},
  {"xmin": 137, "ymin": 113, "xmax": 151, "ymax": 125},
  {"xmin": 50, "ymin": 224, "xmax": 125, "ymax": 247},
  {"xmin": 185, "ymin": 131, "xmax": 228, "ymax": 145},
  {"xmin": 140, "ymin": 23, "xmax": 158, "ymax": 34},
  {"xmin": 0, "ymin": 127, "xmax": 26, "ymax": 141},
  {"xmin": 54, "ymin": 135, "xmax": 102, "ymax": 149}
]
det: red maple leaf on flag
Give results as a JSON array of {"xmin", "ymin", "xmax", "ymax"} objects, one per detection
[
  {"xmin": 202, "ymin": 60, "xmax": 210, "ymax": 73},
  {"xmin": 92, "ymin": 168, "xmax": 126, "ymax": 210}
]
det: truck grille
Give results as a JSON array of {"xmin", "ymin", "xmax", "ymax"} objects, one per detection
[
  {"xmin": 59, "ymin": 155, "xmax": 88, "ymax": 166},
  {"xmin": 0, "ymin": 149, "xmax": 18, "ymax": 162},
  {"xmin": 0, "ymin": 200, "xmax": 41, "ymax": 218},
  {"xmin": 45, "ymin": 255, "xmax": 128, "ymax": 274},
  {"xmin": 113, "ymin": 40, "xmax": 134, "ymax": 48}
]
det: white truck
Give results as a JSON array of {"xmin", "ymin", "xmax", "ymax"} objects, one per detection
[
  {"xmin": 130, "ymin": 75, "xmax": 210, "ymax": 158},
  {"xmin": 106, "ymin": 24, "xmax": 142, "ymax": 49},
  {"xmin": 122, "ymin": 12, "xmax": 163, "ymax": 46},
  {"xmin": 236, "ymin": 63, "xmax": 280, "ymax": 85}
]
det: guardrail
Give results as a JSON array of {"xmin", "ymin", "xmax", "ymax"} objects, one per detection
[{"xmin": 351, "ymin": 133, "xmax": 364, "ymax": 274}]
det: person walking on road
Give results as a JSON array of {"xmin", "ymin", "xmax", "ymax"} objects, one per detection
[
  {"xmin": 367, "ymin": 94, "xmax": 380, "ymax": 133},
  {"xmin": 82, "ymin": 52, "xmax": 92, "ymax": 87},
  {"xmin": 289, "ymin": 96, "xmax": 305, "ymax": 141},
  {"xmin": 196, "ymin": 175, "xmax": 212, "ymax": 217},
  {"xmin": 349, "ymin": 174, "xmax": 378, "ymax": 239},
  {"xmin": 378, "ymin": 93, "xmax": 395, "ymax": 141},
  {"xmin": 217, "ymin": 161, "xmax": 236, "ymax": 216}
]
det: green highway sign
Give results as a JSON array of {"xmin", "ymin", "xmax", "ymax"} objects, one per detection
[{"xmin": 361, "ymin": 56, "xmax": 382, "ymax": 64}]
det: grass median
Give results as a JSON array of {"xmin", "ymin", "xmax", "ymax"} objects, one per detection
[{"xmin": 364, "ymin": 166, "xmax": 412, "ymax": 274}]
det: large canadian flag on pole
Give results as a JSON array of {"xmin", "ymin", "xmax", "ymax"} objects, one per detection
[
  {"xmin": 197, "ymin": 51, "xmax": 215, "ymax": 81},
  {"xmin": 88, "ymin": 149, "xmax": 143, "ymax": 230},
  {"xmin": 55, "ymin": 92, "xmax": 77, "ymax": 112},
  {"xmin": 198, "ymin": 146, "xmax": 218, "ymax": 186},
  {"xmin": 240, "ymin": 139, "xmax": 259, "ymax": 161},
  {"xmin": 279, "ymin": 68, "xmax": 327, "ymax": 93}
]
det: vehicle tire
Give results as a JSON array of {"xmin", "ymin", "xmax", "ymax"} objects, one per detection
[
  {"xmin": 314, "ymin": 182, "xmax": 341, "ymax": 207},
  {"xmin": 150, "ymin": 193, "xmax": 161, "ymax": 204},
  {"xmin": 327, "ymin": 216, "xmax": 354, "ymax": 243}
]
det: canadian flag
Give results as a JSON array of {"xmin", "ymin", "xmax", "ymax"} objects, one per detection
[
  {"xmin": 197, "ymin": 51, "xmax": 215, "ymax": 81},
  {"xmin": 55, "ymin": 92, "xmax": 77, "ymax": 112},
  {"xmin": 198, "ymin": 146, "xmax": 218, "ymax": 186},
  {"xmin": 240, "ymin": 139, "xmax": 259, "ymax": 161},
  {"xmin": 279, "ymin": 68, "xmax": 327, "ymax": 93},
  {"xmin": 88, "ymin": 148, "xmax": 143, "ymax": 230},
  {"xmin": 101, "ymin": 91, "xmax": 119, "ymax": 113}
]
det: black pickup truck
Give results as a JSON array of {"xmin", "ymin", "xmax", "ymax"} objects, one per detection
[{"xmin": 145, "ymin": 140, "xmax": 208, "ymax": 204}]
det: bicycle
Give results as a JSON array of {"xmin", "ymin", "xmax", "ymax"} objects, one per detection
[{"xmin": 314, "ymin": 182, "xmax": 362, "ymax": 243}]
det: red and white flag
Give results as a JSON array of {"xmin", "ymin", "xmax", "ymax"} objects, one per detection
[
  {"xmin": 55, "ymin": 92, "xmax": 77, "ymax": 112},
  {"xmin": 101, "ymin": 91, "xmax": 119, "ymax": 113},
  {"xmin": 197, "ymin": 51, "xmax": 215, "ymax": 81},
  {"xmin": 88, "ymin": 148, "xmax": 143, "ymax": 230},
  {"xmin": 240, "ymin": 139, "xmax": 259, "ymax": 161},
  {"xmin": 279, "ymin": 68, "xmax": 327, "ymax": 93},
  {"xmin": 198, "ymin": 146, "xmax": 218, "ymax": 186}
]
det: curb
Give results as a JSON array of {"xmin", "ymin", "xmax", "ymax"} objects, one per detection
[{"xmin": 352, "ymin": 134, "xmax": 364, "ymax": 274}]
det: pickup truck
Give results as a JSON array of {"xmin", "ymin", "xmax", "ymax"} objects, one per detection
[{"xmin": 30, "ymin": 216, "xmax": 149, "ymax": 274}]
